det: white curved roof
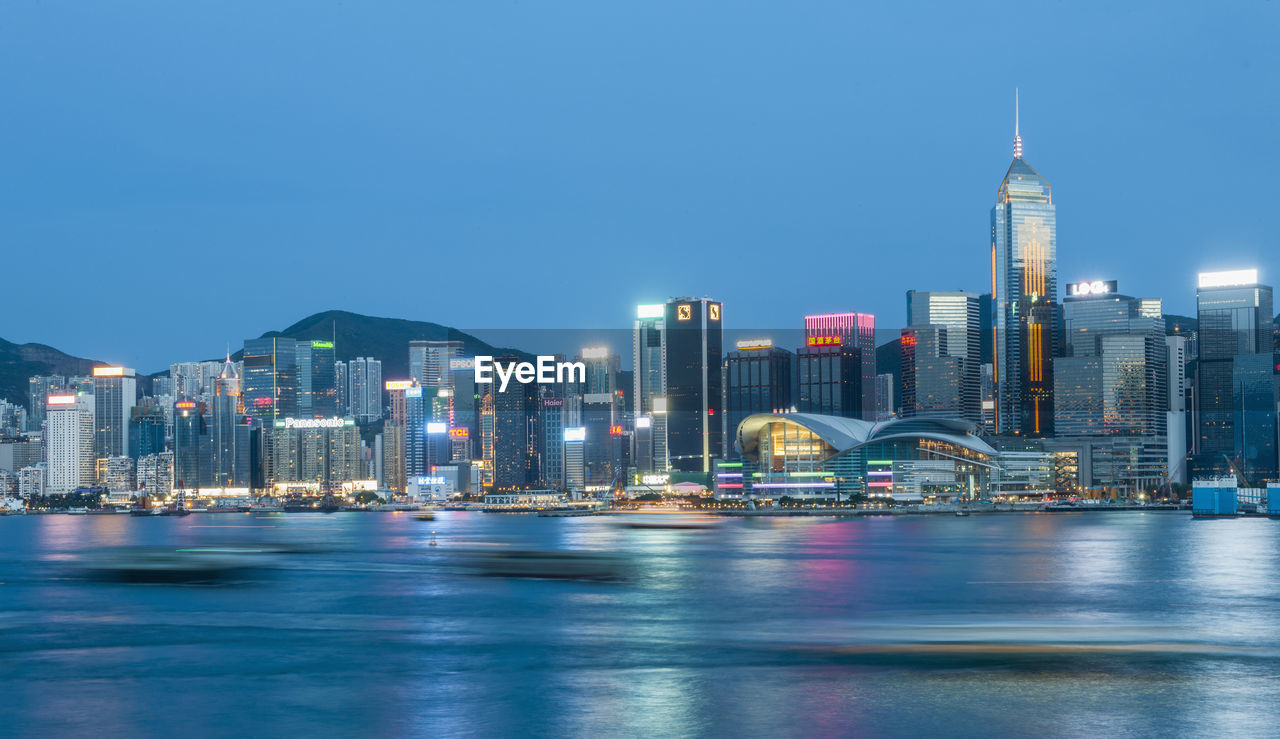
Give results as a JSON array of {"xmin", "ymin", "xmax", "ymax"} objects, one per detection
[{"xmin": 736, "ymin": 413, "xmax": 995, "ymax": 460}]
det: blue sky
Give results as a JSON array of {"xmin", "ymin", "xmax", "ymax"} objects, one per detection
[{"xmin": 2, "ymin": 1, "xmax": 1276, "ymax": 371}]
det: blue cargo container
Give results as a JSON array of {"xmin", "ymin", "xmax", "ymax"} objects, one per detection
[
  {"xmin": 1192, "ymin": 482, "xmax": 1237, "ymax": 518},
  {"xmin": 1268, "ymin": 485, "xmax": 1280, "ymax": 518}
]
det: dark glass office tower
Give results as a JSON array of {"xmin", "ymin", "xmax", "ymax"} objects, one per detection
[
  {"xmin": 242, "ymin": 337, "xmax": 298, "ymax": 428},
  {"xmin": 992, "ymin": 105, "xmax": 1058, "ymax": 436},
  {"xmin": 128, "ymin": 405, "xmax": 166, "ymax": 459},
  {"xmin": 725, "ymin": 340, "xmax": 793, "ymax": 458},
  {"xmin": 900, "ymin": 325, "xmax": 963, "ymax": 418},
  {"xmin": 488, "ymin": 356, "xmax": 538, "ymax": 489},
  {"xmin": 1194, "ymin": 270, "xmax": 1276, "ymax": 480},
  {"xmin": 906, "ymin": 291, "xmax": 981, "ymax": 421},
  {"xmin": 308, "ymin": 341, "xmax": 338, "ymax": 418},
  {"xmin": 803, "ymin": 313, "xmax": 876, "ymax": 419},
  {"xmin": 663, "ymin": 298, "xmax": 723, "ymax": 473},
  {"xmin": 798, "ymin": 340, "xmax": 863, "ymax": 418},
  {"xmin": 173, "ymin": 399, "xmax": 206, "ymax": 491}
]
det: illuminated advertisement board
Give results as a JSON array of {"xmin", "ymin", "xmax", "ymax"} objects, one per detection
[
  {"xmin": 92, "ymin": 366, "xmax": 125, "ymax": 377},
  {"xmin": 563, "ymin": 427, "xmax": 586, "ymax": 442}
]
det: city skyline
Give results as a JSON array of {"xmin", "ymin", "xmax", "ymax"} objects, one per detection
[{"xmin": 3, "ymin": 3, "xmax": 1277, "ymax": 370}]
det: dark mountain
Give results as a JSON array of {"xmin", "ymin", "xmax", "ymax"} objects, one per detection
[
  {"xmin": 0, "ymin": 338, "xmax": 103, "ymax": 407},
  {"xmin": 239, "ymin": 310, "xmax": 532, "ymax": 380}
]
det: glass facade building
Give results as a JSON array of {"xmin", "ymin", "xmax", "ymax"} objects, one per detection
[
  {"xmin": 1193, "ymin": 273, "xmax": 1276, "ymax": 481},
  {"xmin": 906, "ymin": 291, "xmax": 981, "ymax": 420},
  {"xmin": 803, "ymin": 313, "xmax": 876, "ymax": 419},
  {"xmin": 992, "ymin": 133, "xmax": 1058, "ymax": 436},
  {"xmin": 724, "ymin": 341, "xmax": 793, "ymax": 459},
  {"xmin": 242, "ymin": 337, "xmax": 297, "ymax": 428}
]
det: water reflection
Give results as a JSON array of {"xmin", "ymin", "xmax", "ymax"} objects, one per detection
[{"xmin": 3, "ymin": 511, "xmax": 1280, "ymax": 735}]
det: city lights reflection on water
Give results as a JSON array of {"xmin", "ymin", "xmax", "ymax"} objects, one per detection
[{"xmin": 2, "ymin": 511, "xmax": 1280, "ymax": 735}]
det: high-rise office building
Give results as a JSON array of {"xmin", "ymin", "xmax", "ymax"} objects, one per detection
[
  {"xmin": 295, "ymin": 340, "xmax": 338, "ymax": 419},
  {"xmin": 992, "ymin": 102, "xmax": 1059, "ymax": 436},
  {"xmin": 27, "ymin": 375, "xmax": 66, "ymax": 431},
  {"xmin": 92, "ymin": 367, "xmax": 136, "ymax": 462},
  {"xmin": 242, "ymin": 337, "xmax": 298, "ymax": 428},
  {"xmin": 44, "ymin": 393, "xmax": 93, "ymax": 494},
  {"xmin": 633, "ymin": 304, "xmax": 668, "ymax": 473},
  {"xmin": 348, "ymin": 357, "xmax": 383, "ymax": 423},
  {"xmin": 875, "ymin": 373, "xmax": 896, "ymax": 421},
  {"xmin": 900, "ymin": 325, "xmax": 964, "ymax": 419},
  {"xmin": 128, "ymin": 404, "xmax": 167, "ymax": 459},
  {"xmin": 211, "ymin": 357, "xmax": 251, "ymax": 487},
  {"xmin": 335, "ymin": 361, "xmax": 349, "ymax": 416},
  {"xmin": 662, "ymin": 298, "xmax": 724, "ymax": 473},
  {"xmin": 798, "ymin": 334, "xmax": 865, "ymax": 419},
  {"xmin": 906, "ymin": 291, "xmax": 981, "ymax": 421},
  {"xmin": 1193, "ymin": 269, "xmax": 1276, "ymax": 481},
  {"xmin": 410, "ymin": 340, "xmax": 463, "ymax": 390},
  {"xmin": 173, "ymin": 399, "xmax": 206, "ymax": 491},
  {"xmin": 1054, "ymin": 284, "xmax": 1167, "ymax": 437},
  {"xmin": 487, "ymin": 357, "xmax": 538, "ymax": 489},
  {"xmin": 724, "ymin": 339, "xmax": 793, "ymax": 459},
  {"xmin": 803, "ymin": 313, "xmax": 876, "ymax": 420}
]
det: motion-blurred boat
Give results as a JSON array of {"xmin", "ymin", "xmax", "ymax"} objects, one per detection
[
  {"xmin": 77, "ymin": 546, "xmax": 266, "ymax": 583},
  {"xmin": 455, "ymin": 547, "xmax": 630, "ymax": 581}
]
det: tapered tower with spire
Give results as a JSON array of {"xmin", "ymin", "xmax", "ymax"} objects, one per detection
[{"xmin": 991, "ymin": 90, "xmax": 1057, "ymax": 436}]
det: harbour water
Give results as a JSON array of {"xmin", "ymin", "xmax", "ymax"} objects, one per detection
[{"xmin": 3, "ymin": 511, "xmax": 1279, "ymax": 736}]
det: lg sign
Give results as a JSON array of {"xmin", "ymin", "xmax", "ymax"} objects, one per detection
[{"xmin": 1067, "ymin": 279, "xmax": 1118, "ymax": 297}]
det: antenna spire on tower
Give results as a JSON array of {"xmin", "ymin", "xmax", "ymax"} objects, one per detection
[{"xmin": 1013, "ymin": 88, "xmax": 1023, "ymax": 159}]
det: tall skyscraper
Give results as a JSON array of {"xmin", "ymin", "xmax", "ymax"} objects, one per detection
[
  {"xmin": 724, "ymin": 339, "xmax": 793, "ymax": 458},
  {"xmin": 900, "ymin": 325, "xmax": 964, "ymax": 419},
  {"xmin": 242, "ymin": 337, "xmax": 298, "ymax": 428},
  {"xmin": 633, "ymin": 303, "xmax": 668, "ymax": 473},
  {"xmin": 992, "ymin": 97, "xmax": 1058, "ymax": 436},
  {"xmin": 296, "ymin": 340, "xmax": 338, "ymax": 419},
  {"xmin": 335, "ymin": 361, "xmax": 349, "ymax": 416},
  {"xmin": 211, "ymin": 356, "xmax": 251, "ymax": 487},
  {"xmin": 348, "ymin": 357, "xmax": 383, "ymax": 423},
  {"xmin": 662, "ymin": 298, "xmax": 723, "ymax": 473},
  {"xmin": 92, "ymin": 367, "xmax": 136, "ymax": 462},
  {"xmin": 906, "ymin": 290, "xmax": 981, "ymax": 420},
  {"xmin": 173, "ymin": 399, "xmax": 205, "ymax": 490},
  {"xmin": 27, "ymin": 375, "xmax": 66, "ymax": 431},
  {"xmin": 1193, "ymin": 269, "xmax": 1276, "ymax": 481},
  {"xmin": 45, "ymin": 393, "xmax": 93, "ymax": 494},
  {"xmin": 803, "ymin": 313, "xmax": 876, "ymax": 420},
  {"xmin": 1047, "ymin": 283, "xmax": 1171, "ymax": 493},
  {"xmin": 409, "ymin": 340, "xmax": 463, "ymax": 390}
]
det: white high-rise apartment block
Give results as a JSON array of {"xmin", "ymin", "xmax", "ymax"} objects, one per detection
[{"xmin": 46, "ymin": 393, "xmax": 94, "ymax": 494}]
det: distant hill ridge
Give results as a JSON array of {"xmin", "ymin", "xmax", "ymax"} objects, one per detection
[{"xmin": 0, "ymin": 310, "xmax": 531, "ymax": 408}]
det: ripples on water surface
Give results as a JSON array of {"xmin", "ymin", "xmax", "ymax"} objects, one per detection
[{"xmin": 2, "ymin": 511, "xmax": 1278, "ymax": 737}]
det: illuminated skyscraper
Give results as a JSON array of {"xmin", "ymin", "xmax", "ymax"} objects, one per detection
[
  {"xmin": 632, "ymin": 303, "xmax": 668, "ymax": 472},
  {"xmin": 1193, "ymin": 269, "xmax": 1276, "ymax": 481},
  {"xmin": 45, "ymin": 393, "xmax": 94, "ymax": 494},
  {"xmin": 92, "ymin": 367, "xmax": 137, "ymax": 462},
  {"xmin": 296, "ymin": 340, "xmax": 338, "ymax": 419},
  {"xmin": 802, "ymin": 312, "xmax": 876, "ymax": 420},
  {"xmin": 992, "ymin": 95, "xmax": 1058, "ymax": 436},
  {"xmin": 242, "ymin": 337, "xmax": 298, "ymax": 428},
  {"xmin": 906, "ymin": 291, "xmax": 981, "ymax": 421}
]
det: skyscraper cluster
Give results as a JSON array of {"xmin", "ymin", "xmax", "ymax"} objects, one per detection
[{"xmin": 0, "ymin": 102, "xmax": 1275, "ymax": 504}]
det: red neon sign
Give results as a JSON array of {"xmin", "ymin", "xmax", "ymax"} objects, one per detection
[
  {"xmin": 806, "ymin": 335, "xmax": 842, "ymax": 347},
  {"xmin": 609, "ymin": 425, "xmax": 623, "ymax": 436}
]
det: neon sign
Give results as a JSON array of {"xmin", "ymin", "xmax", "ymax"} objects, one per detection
[
  {"xmin": 47, "ymin": 394, "xmax": 77, "ymax": 406},
  {"xmin": 806, "ymin": 335, "xmax": 842, "ymax": 347},
  {"xmin": 385, "ymin": 380, "xmax": 415, "ymax": 390},
  {"xmin": 92, "ymin": 367, "xmax": 125, "ymax": 377}
]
